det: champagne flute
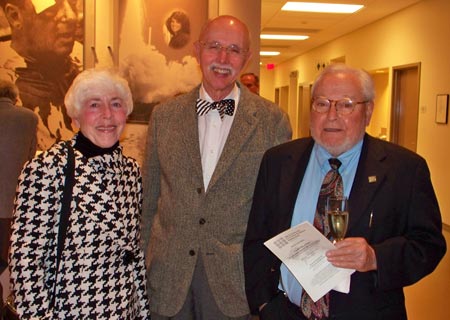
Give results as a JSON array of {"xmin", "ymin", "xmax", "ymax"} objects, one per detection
[{"xmin": 326, "ymin": 196, "xmax": 349, "ymax": 243}]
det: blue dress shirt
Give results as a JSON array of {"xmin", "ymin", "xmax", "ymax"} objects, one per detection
[{"xmin": 279, "ymin": 140, "xmax": 363, "ymax": 305}]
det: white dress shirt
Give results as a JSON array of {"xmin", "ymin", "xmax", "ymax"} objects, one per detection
[{"xmin": 198, "ymin": 84, "xmax": 240, "ymax": 190}]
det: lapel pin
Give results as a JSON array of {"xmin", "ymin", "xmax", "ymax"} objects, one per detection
[{"xmin": 368, "ymin": 176, "xmax": 377, "ymax": 183}]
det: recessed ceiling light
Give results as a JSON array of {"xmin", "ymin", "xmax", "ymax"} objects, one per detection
[
  {"xmin": 282, "ymin": 2, "xmax": 364, "ymax": 14},
  {"xmin": 261, "ymin": 34, "xmax": 309, "ymax": 40},
  {"xmin": 260, "ymin": 51, "xmax": 281, "ymax": 56}
]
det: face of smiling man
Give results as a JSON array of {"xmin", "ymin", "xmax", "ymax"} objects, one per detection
[
  {"xmin": 310, "ymin": 71, "xmax": 374, "ymax": 157},
  {"xmin": 194, "ymin": 16, "xmax": 251, "ymax": 101}
]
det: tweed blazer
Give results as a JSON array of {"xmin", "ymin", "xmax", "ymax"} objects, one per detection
[
  {"xmin": 0, "ymin": 98, "xmax": 37, "ymax": 219},
  {"xmin": 142, "ymin": 85, "xmax": 292, "ymax": 317},
  {"xmin": 244, "ymin": 135, "xmax": 446, "ymax": 319}
]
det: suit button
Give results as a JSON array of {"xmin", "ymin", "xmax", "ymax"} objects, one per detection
[
  {"xmin": 189, "ymin": 250, "xmax": 195, "ymax": 256},
  {"xmin": 196, "ymin": 188, "xmax": 202, "ymax": 194},
  {"xmin": 199, "ymin": 218, "xmax": 206, "ymax": 225}
]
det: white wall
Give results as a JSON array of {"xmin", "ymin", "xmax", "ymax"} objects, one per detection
[{"xmin": 267, "ymin": 0, "xmax": 450, "ymax": 225}]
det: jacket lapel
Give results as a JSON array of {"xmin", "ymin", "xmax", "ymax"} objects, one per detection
[
  {"xmin": 278, "ymin": 139, "xmax": 315, "ymax": 230},
  {"xmin": 206, "ymin": 89, "xmax": 260, "ymax": 189},
  {"xmin": 348, "ymin": 135, "xmax": 388, "ymax": 232},
  {"xmin": 180, "ymin": 87, "xmax": 204, "ymax": 182}
]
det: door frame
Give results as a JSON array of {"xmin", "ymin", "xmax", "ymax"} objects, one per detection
[{"xmin": 390, "ymin": 62, "xmax": 421, "ymax": 151}]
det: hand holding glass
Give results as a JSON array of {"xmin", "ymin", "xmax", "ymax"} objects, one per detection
[{"xmin": 326, "ymin": 196, "xmax": 349, "ymax": 243}]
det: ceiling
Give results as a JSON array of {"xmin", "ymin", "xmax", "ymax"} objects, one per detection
[{"xmin": 260, "ymin": 0, "xmax": 421, "ymax": 65}]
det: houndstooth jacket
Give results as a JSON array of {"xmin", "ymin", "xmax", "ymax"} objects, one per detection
[{"xmin": 9, "ymin": 137, "xmax": 150, "ymax": 319}]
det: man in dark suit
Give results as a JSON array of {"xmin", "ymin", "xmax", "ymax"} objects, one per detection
[
  {"xmin": 0, "ymin": 79, "xmax": 37, "ymax": 313},
  {"xmin": 141, "ymin": 15, "xmax": 292, "ymax": 320},
  {"xmin": 243, "ymin": 63, "xmax": 446, "ymax": 320}
]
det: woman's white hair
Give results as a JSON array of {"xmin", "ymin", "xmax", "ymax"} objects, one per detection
[{"xmin": 64, "ymin": 68, "xmax": 134, "ymax": 118}]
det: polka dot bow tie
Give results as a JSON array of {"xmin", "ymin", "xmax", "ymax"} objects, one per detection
[{"xmin": 196, "ymin": 98, "xmax": 235, "ymax": 120}]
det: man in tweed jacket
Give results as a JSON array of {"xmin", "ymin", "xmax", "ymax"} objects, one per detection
[
  {"xmin": 0, "ymin": 79, "xmax": 37, "ymax": 309},
  {"xmin": 141, "ymin": 15, "xmax": 292, "ymax": 319}
]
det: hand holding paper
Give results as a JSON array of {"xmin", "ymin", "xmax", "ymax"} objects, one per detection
[{"xmin": 264, "ymin": 222, "xmax": 355, "ymax": 302}]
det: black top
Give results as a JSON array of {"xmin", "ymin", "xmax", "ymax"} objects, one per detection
[{"xmin": 74, "ymin": 132, "xmax": 119, "ymax": 158}]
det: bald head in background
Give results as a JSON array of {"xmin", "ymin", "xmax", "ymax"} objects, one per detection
[{"xmin": 240, "ymin": 72, "xmax": 259, "ymax": 95}]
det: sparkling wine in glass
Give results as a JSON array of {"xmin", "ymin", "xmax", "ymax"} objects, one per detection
[{"xmin": 326, "ymin": 196, "xmax": 349, "ymax": 243}]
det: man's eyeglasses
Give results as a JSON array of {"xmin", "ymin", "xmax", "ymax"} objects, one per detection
[
  {"xmin": 198, "ymin": 41, "xmax": 248, "ymax": 57},
  {"xmin": 311, "ymin": 97, "xmax": 369, "ymax": 115}
]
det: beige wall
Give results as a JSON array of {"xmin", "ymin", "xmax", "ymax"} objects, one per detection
[
  {"xmin": 370, "ymin": 72, "xmax": 390, "ymax": 139},
  {"xmin": 260, "ymin": 67, "xmax": 276, "ymax": 101},
  {"xmin": 263, "ymin": 0, "xmax": 450, "ymax": 226},
  {"xmin": 84, "ymin": 0, "xmax": 118, "ymax": 69}
]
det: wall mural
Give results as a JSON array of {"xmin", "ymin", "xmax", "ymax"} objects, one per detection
[
  {"xmin": 117, "ymin": 0, "xmax": 206, "ymax": 163},
  {"xmin": 0, "ymin": 0, "xmax": 84, "ymax": 151},
  {"xmin": 0, "ymin": 0, "xmax": 206, "ymax": 164}
]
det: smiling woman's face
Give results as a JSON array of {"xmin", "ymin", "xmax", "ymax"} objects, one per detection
[
  {"xmin": 170, "ymin": 18, "xmax": 182, "ymax": 33},
  {"xmin": 72, "ymin": 88, "xmax": 128, "ymax": 148}
]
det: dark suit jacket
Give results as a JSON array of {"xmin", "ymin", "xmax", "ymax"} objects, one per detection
[
  {"xmin": 244, "ymin": 134, "xmax": 446, "ymax": 320},
  {"xmin": 142, "ymin": 85, "xmax": 292, "ymax": 317}
]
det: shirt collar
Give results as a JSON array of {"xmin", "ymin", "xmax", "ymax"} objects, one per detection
[
  {"xmin": 199, "ymin": 83, "xmax": 240, "ymax": 105},
  {"xmin": 314, "ymin": 139, "xmax": 363, "ymax": 173}
]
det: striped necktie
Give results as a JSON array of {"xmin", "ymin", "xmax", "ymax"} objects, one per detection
[
  {"xmin": 196, "ymin": 98, "xmax": 235, "ymax": 120},
  {"xmin": 300, "ymin": 158, "xmax": 343, "ymax": 319}
]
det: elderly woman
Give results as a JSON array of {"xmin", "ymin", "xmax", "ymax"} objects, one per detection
[{"xmin": 9, "ymin": 68, "xmax": 150, "ymax": 319}]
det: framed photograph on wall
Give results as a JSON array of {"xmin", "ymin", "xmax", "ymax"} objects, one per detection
[
  {"xmin": 118, "ymin": 0, "xmax": 207, "ymax": 124},
  {"xmin": 116, "ymin": 0, "xmax": 207, "ymax": 163},
  {"xmin": 435, "ymin": 94, "xmax": 449, "ymax": 124}
]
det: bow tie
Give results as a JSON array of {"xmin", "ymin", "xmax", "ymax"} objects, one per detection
[{"xmin": 196, "ymin": 98, "xmax": 235, "ymax": 119}]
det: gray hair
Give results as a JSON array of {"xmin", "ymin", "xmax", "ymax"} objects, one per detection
[
  {"xmin": 0, "ymin": 79, "xmax": 19, "ymax": 103},
  {"xmin": 64, "ymin": 68, "xmax": 133, "ymax": 118},
  {"xmin": 311, "ymin": 63, "xmax": 375, "ymax": 101}
]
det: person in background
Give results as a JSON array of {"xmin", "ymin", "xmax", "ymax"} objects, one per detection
[
  {"xmin": 244, "ymin": 63, "xmax": 446, "ymax": 320},
  {"xmin": 0, "ymin": 0, "xmax": 83, "ymax": 149},
  {"xmin": 240, "ymin": 72, "xmax": 259, "ymax": 95},
  {"xmin": 0, "ymin": 79, "xmax": 37, "ymax": 315},
  {"xmin": 165, "ymin": 10, "xmax": 190, "ymax": 49},
  {"xmin": 9, "ymin": 68, "xmax": 150, "ymax": 319},
  {"xmin": 142, "ymin": 15, "xmax": 292, "ymax": 320}
]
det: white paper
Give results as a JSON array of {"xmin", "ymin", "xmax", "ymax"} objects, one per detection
[{"xmin": 264, "ymin": 221, "xmax": 355, "ymax": 302}]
